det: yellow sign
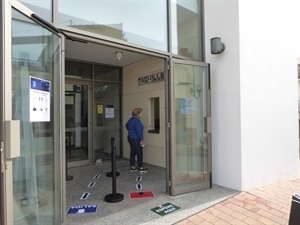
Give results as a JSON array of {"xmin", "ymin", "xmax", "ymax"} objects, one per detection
[{"xmin": 97, "ymin": 104, "xmax": 103, "ymax": 114}]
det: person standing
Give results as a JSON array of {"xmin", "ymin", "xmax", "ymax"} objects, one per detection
[{"xmin": 125, "ymin": 107, "xmax": 148, "ymax": 173}]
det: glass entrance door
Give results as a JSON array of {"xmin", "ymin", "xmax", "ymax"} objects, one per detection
[
  {"xmin": 93, "ymin": 82, "xmax": 121, "ymax": 161},
  {"xmin": 169, "ymin": 59, "xmax": 211, "ymax": 195},
  {"xmin": 2, "ymin": 2, "xmax": 63, "ymax": 225},
  {"xmin": 65, "ymin": 81, "xmax": 92, "ymax": 167}
]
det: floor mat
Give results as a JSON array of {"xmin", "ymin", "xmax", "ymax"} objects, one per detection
[{"xmin": 129, "ymin": 191, "xmax": 155, "ymax": 199}]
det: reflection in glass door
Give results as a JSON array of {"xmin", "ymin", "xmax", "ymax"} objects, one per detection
[
  {"xmin": 65, "ymin": 82, "xmax": 91, "ymax": 167},
  {"xmin": 9, "ymin": 7, "xmax": 62, "ymax": 225},
  {"xmin": 170, "ymin": 60, "xmax": 211, "ymax": 195}
]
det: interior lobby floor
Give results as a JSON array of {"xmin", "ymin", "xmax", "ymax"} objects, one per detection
[{"xmin": 65, "ymin": 159, "xmax": 238, "ymax": 225}]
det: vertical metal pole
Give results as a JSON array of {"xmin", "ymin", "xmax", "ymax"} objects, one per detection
[
  {"xmin": 110, "ymin": 137, "xmax": 116, "ymax": 196},
  {"xmin": 104, "ymin": 137, "xmax": 123, "ymax": 203},
  {"xmin": 112, "ymin": 144, "xmax": 116, "ymax": 197},
  {"xmin": 66, "ymin": 132, "xmax": 73, "ymax": 181}
]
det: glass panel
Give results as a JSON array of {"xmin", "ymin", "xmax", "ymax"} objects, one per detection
[
  {"xmin": 58, "ymin": 0, "xmax": 167, "ymax": 51},
  {"xmin": 19, "ymin": 0, "xmax": 52, "ymax": 22},
  {"xmin": 94, "ymin": 82, "xmax": 121, "ymax": 161},
  {"xmin": 65, "ymin": 60, "xmax": 92, "ymax": 79},
  {"xmin": 11, "ymin": 8, "xmax": 61, "ymax": 225},
  {"xmin": 171, "ymin": 0, "xmax": 203, "ymax": 61},
  {"xmin": 65, "ymin": 83, "xmax": 89, "ymax": 163},
  {"xmin": 94, "ymin": 65, "xmax": 121, "ymax": 82},
  {"xmin": 174, "ymin": 62, "xmax": 209, "ymax": 189}
]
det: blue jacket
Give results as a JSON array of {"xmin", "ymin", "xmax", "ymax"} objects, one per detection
[{"xmin": 126, "ymin": 116, "xmax": 144, "ymax": 141}]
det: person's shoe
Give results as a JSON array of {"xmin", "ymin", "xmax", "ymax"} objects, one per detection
[
  {"xmin": 138, "ymin": 168, "xmax": 148, "ymax": 174},
  {"xmin": 130, "ymin": 167, "xmax": 138, "ymax": 172}
]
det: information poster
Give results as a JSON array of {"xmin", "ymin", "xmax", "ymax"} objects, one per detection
[
  {"xmin": 105, "ymin": 104, "xmax": 114, "ymax": 118},
  {"xmin": 181, "ymin": 98, "xmax": 196, "ymax": 114},
  {"xmin": 29, "ymin": 76, "xmax": 51, "ymax": 122}
]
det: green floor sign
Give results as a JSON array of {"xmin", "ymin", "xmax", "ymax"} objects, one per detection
[{"xmin": 150, "ymin": 202, "xmax": 180, "ymax": 216}]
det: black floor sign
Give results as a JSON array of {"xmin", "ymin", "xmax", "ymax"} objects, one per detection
[
  {"xmin": 150, "ymin": 202, "xmax": 180, "ymax": 216},
  {"xmin": 88, "ymin": 182, "xmax": 96, "ymax": 188},
  {"xmin": 136, "ymin": 183, "xmax": 142, "ymax": 190},
  {"xmin": 93, "ymin": 174, "xmax": 100, "ymax": 179},
  {"xmin": 80, "ymin": 192, "xmax": 90, "ymax": 200}
]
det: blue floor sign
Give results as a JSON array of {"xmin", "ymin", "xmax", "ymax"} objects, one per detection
[{"xmin": 67, "ymin": 204, "xmax": 98, "ymax": 214}]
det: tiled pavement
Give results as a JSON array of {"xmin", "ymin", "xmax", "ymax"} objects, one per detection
[{"xmin": 175, "ymin": 178, "xmax": 300, "ymax": 225}]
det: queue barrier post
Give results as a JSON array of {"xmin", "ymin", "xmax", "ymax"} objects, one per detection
[{"xmin": 104, "ymin": 137, "xmax": 124, "ymax": 203}]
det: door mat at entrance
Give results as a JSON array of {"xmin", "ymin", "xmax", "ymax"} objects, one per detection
[{"xmin": 129, "ymin": 191, "xmax": 155, "ymax": 199}]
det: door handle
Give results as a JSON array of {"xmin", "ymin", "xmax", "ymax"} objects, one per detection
[
  {"xmin": 4, "ymin": 120, "xmax": 21, "ymax": 159},
  {"xmin": 204, "ymin": 117, "xmax": 211, "ymax": 134}
]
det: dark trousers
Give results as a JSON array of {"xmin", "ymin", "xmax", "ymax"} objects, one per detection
[{"xmin": 127, "ymin": 137, "xmax": 143, "ymax": 168}]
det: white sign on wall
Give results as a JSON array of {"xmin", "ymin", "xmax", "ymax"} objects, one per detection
[
  {"xmin": 29, "ymin": 76, "xmax": 51, "ymax": 122},
  {"xmin": 105, "ymin": 104, "xmax": 114, "ymax": 118}
]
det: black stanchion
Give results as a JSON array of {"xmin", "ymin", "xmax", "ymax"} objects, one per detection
[
  {"xmin": 104, "ymin": 137, "xmax": 124, "ymax": 203},
  {"xmin": 106, "ymin": 171, "xmax": 120, "ymax": 177},
  {"xmin": 66, "ymin": 132, "xmax": 73, "ymax": 181},
  {"xmin": 288, "ymin": 194, "xmax": 300, "ymax": 225},
  {"xmin": 106, "ymin": 137, "xmax": 120, "ymax": 177}
]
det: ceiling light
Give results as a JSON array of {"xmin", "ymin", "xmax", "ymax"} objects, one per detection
[{"xmin": 115, "ymin": 51, "xmax": 123, "ymax": 60}]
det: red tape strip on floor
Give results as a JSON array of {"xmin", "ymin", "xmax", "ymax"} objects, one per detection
[{"xmin": 129, "ymin": 191, "xmax": 155, "ymax": 199}]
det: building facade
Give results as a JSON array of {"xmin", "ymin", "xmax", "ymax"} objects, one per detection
[{"xmin": 1, "ymin": 0, "xmax": 299, "ymax": 224}]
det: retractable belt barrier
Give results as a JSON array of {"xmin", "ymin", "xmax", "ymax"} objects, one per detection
[{"xmin": 104, "ymin": 137, "xmax": 124, "ymax": 203}]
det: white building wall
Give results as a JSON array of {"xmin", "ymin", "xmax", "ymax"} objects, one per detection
[
  {"xmin": 204, "ymin": 0, "xmax": 242, "ymax": 190},
  {"xmin": 298, "ymin": 83, "xmax": 300, "ymax": 100},
  {"xmin": 205, "ymin": 0, "xmax": 300, "ymax": 190},
  {"xmin": 298, "ymin": 59, "xmax": 300, "ymax": 103}
]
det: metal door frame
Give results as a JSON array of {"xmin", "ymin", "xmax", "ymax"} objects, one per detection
[
  {"xmin": 1, "ymin": 1, "xmax": 65, "ymax": 224},
  {"xmin": 65, "ymin": 79, "xmax": 93, "ymax": 168},
  {"xmin": 168, "ymin": 58, "xmax": 212, "ymax": 196},
  {"xmin": 1, "ymin": 1, "xmax": 14, "ymax": 224}
]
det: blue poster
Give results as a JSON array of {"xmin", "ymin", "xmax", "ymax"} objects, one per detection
[
  {"xmin": 180, "ymin": 98, "xmax": 196, "ymax": 114},
  {"xmin": 67, "ymin": 204, "xmax": 98, "ymax": 214}
]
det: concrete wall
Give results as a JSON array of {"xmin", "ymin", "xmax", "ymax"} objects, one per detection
[
  {"xmin": 204, "ymin": 0, "xmax": 300, "ymax": 190},
  {"xmin": 122, "ymin": 57, "xmax": 166, "ymax": 168},
  {"xmin": 298, "ymin": 59, "xmax": 300, "ymax": 102},
  {"xmin": 298, "ymin": 82, "xmax": 300, "ymax": 100},
  {"xmin": 239, "ymin": 0, "xmax": 300, "ymax": 190}
]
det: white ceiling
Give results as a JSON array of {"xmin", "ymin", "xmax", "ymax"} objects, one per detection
[{"xmin": 65, "ymin": 39, "xmax": 151, "ymax": 67}]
